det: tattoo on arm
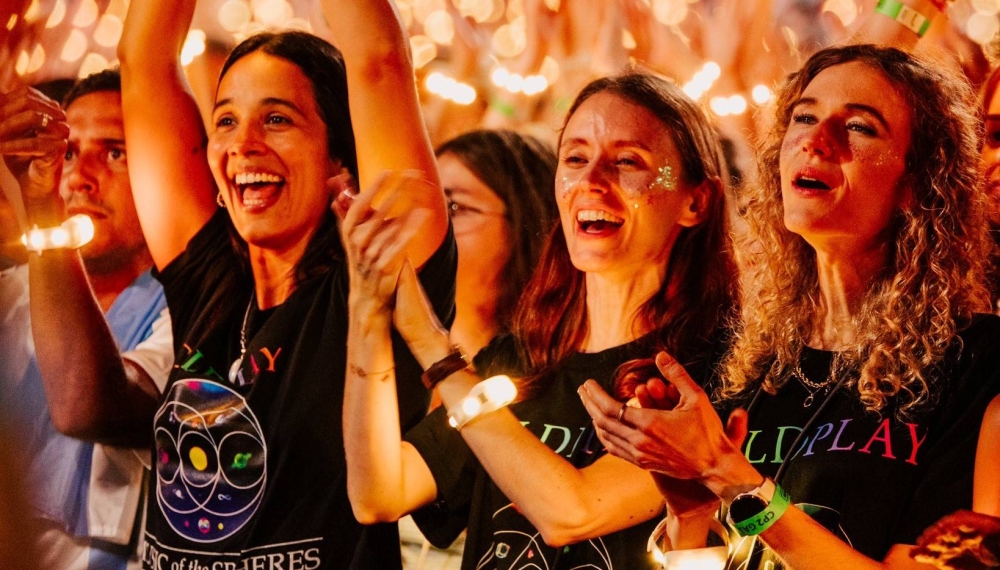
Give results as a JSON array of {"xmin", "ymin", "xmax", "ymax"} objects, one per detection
[{"xmin": 349, "ymin": 364, "xmax": 395, "ymax": 382}]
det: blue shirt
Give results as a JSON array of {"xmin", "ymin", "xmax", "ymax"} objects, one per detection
[{"xmin": 1, "ymin": 267, "xmax": 168, "ymax": 570}]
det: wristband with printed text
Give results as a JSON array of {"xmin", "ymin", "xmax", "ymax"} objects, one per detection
[
  {"xmin": 875, "ymin": 0, "xmax": 932, "ymax": 37},
  {"xmin": 727, "ymin": 480, "xmax": 792, "ymax": 536}
]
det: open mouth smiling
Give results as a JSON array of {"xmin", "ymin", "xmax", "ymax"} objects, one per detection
[
  {"xmin": 576, "ymin": 209, "xmax": 625, "ymax": 234},
  {"xmin": 232, "ymin": 171, "xmax": 286, "ymax": 209}
]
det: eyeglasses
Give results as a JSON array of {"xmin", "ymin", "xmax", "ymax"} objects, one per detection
[{"xmin": 447, "ymin": 198, "xmax": 507, "ymax": 221}]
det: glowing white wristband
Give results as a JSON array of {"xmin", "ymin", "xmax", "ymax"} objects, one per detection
[
  {"xmin": 447, "ymin": 375, "xmax": 517, "ymax": 430},
  {"xmin": 21, "ymin": 214, "xmax": 95, "ymax": 254},
  {"xmin": 647, "ymin": 515, "xmax": 730, "ymax": 570}
]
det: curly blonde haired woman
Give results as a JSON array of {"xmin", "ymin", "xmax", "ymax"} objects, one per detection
[{"xmin": 581, "ymin": 44, "xmax": 1000, "ymax": 570}]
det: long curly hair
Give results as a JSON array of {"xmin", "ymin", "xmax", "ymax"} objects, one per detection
[
  {"xmin": 511, "ymin": 73, "xmax": 737, "ymax": 399},
  {"xmin": 722, "ymin": 45, "xmax": 992, "ymax": 417}
]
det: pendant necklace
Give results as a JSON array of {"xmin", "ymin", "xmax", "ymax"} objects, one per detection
[
  {"xmin": 229, "ymin": 292, "xmax": 256, "ymax": 384},
  {"xmin": 789, "ymin": 357, "xmax": 837, "ymax": 408},
  {"xmin": 729, "ymin": 365, "xmax": 850, "ymax": 570}
]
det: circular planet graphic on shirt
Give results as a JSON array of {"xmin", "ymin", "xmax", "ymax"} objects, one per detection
[{"xmin": 154, "ymin": 378, "xmax": 266, "ymax": 543}]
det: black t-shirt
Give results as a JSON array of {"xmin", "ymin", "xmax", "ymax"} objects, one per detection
[
  {"xmin": 142, "ymin": 211, "xmax": 456, "ymax": 570},
  {"xmin": 724, "ymin": 314, "xmax": 1000, "ymax": 568},
  {"xmin": 406, "ymin": 333, "xmax": 720, "ymax": 570}
]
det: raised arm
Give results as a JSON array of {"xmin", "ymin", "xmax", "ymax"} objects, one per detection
[
  {"xmin": 0, "ymin": 87, "xmax": 159, "ymax": 446},
  {"xmin": 320, "ymin": 0, "xmax": 448, "ymax": 268},
  {"xmin": 847, "ymin": 0, "xmax": 949, "ymax": 52},
  {"xmin": 342, "ymin": 173, "xmax": 441, "ymax": 524},
  {"xmin": 117, "ymin": 0, "xmax": 216, "ymax": 270}
]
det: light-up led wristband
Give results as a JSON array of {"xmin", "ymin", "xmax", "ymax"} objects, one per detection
[
  {"xmin": 727, "ymin": 482, "xmax": 791, "ymax": 537},
  {"xmin": 875, "ymin": 0, "xmax": 932, "ymax": 37},
  {"xmin": 21, "ymin": 214, "xmax": 95, "ymax": 254},
  {"xmin": 647, "ymin": 515, "xmax": 730, "ymax": 569},
  {"xmin": 447, "ymin": 375, "xmax": 517, "ymax": 430}
]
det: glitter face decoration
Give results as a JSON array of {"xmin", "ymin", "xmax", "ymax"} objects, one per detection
[
  {"xmin": 651, "ymin": 165, "xmax": 676, "ymax": 192},
  {"xmin": 778, "ymin": 62, "xmax": 912, "ymax": 245},
  {"xmin": 559, "ymin": 174, "xmax": 580, "ymax": 200}
]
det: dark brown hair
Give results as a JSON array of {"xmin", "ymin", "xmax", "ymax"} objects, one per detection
[
  {"xmin": 436, "ymin": 129, "xmax": 557, "ymax": 328},
  {"xmin": 217, "ymin": 31, "xmax": 354, "ymax": 284},
  {"xmin": 510, "ymin": 73, "xmax": 737, "ymax": 397}
]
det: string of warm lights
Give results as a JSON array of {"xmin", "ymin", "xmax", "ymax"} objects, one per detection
[
  {"xmin": 6, "ymin": 1, "xmax": 1000, "ymax": 111},
  {"xmin": 682, "ymin": 61, "xmax": 721, "ymax": 101},
  {"xmin": 677, "ymin": 60, "xmax": 773, "ymax": 116},
  {"xmin": 424, "ymin": 71, "xmax": 478, "ymax": 104},
  {"xmin": 707, "ymin": 84, "xmax": 774, "ymax": 117}
]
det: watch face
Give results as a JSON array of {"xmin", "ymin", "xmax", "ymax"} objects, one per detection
[{"xmin": 729, "ymin": 495, "xmax": 769, "ymax": 524}]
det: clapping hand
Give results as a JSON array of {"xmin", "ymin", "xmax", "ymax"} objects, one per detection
[
  {"xmin": 604, "ymin": 356, "xmax": 747, "ymax": 521},
  {"xmin": 914, "ymin": 510, "xmax": 1000, "ymax": 570},
  {"xmin": 337, "ymin": 170, "xmax": 435, "ymax": 313}
]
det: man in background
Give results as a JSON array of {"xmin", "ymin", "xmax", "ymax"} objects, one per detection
[{"xmin": 0, "ymin": 69, "xmax": 172, "ymax": 569}]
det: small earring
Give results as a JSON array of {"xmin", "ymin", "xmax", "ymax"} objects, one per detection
[{"xmin": 216, "ymin": 192, "xmax": 226, "ymax": 208}]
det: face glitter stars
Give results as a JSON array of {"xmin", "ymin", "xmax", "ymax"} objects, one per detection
[
  {"xmin": 652, "ymin": 165, "xmax": 676, "ymax": 192},
  {"xmin": 559, "ymin": 175, "xmax": 576, "ymax": 199}
]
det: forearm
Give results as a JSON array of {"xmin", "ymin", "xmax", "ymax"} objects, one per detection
[
  {"xmin": 117, "ymin": 0, "xmax": 194, "ymax": 68},
  {"xmin": 700, "ymin": 453, "xmax": 921, "ymax": 569},
  {"xmin": 118, "ymin": 0, "xmax": 215, "ymax": 269},
  {"xmin": 321, "ymin": 0, "xmax": 446, "ymax": 266},
  {"xmin": 851, "ymin": 0, "xmax": 944, "ymax": 51},
  {"xmin": 761, "ymin": 507, "xmax": 929, "ymax": 569},
  {"xmin": 973, "ymin": 396, "xmax": 1000, "ymax": 515},
  {"xmin": 344, "ymin": 298, "xmax": 435, "ymax": 523},
  {"xmin": 437, "ymin": 369, "xmax": 663, "ymax": 546},
  {"xmin": 0, "ymin": 182, "xmax": 26, "ymax": 268},
  {"xmin": 23, "ymin": 198, "xmax": 157, "ymax": 445},
  {"xmin": 321, "ymin": 0, "xmax": 437, "ymax": 183}
]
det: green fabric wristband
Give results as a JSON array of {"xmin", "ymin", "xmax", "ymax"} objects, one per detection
[
  {"xmin": 732, "ymin": 483, "xmax": 792, "ymax": 536},
  {"xmin": 875, "ymin": 0, "xmax": 932, "ymax": 37}
]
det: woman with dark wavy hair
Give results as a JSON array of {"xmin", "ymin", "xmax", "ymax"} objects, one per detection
[
  {"xmin": 342, "ymin": 72, "xmax": 737, "ymax": 569},
  {"xmin": 57, "ymin": 0, "xmax": 457, "ymax": 568},
  {"xmin": 582, "ymin": 44, "xmax": 1000, "ymax": 569}
]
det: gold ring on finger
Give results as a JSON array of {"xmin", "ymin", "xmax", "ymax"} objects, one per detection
[{"xmin": 616, "ymin": 402, "xmax": 628, "ymax": 423}]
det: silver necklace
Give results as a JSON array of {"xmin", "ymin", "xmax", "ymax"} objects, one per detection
[
  {"xmin": 229, "ymin": 293, "xmax": 255, "ymax": 384},
  {"xmin": 789, "ymin": 358, "xmax": 837, "ymax": 408}
]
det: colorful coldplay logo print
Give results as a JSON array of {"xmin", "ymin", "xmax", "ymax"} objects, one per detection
[{"xmin": 154, "ymin": 379, "xmax": 266, "ymax": 543}]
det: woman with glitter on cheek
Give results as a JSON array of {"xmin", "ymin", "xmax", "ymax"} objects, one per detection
[
  {"xmin": 341, "ymin": 72, "xmax": 739, "ymax": 569},
  {"xmin": 556, "ymin": 89, "xmax": 708, "ymax": 285},
  {"xmin": 580, "ymin": 44, "xmax": 1000, "ymax": 570}
]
